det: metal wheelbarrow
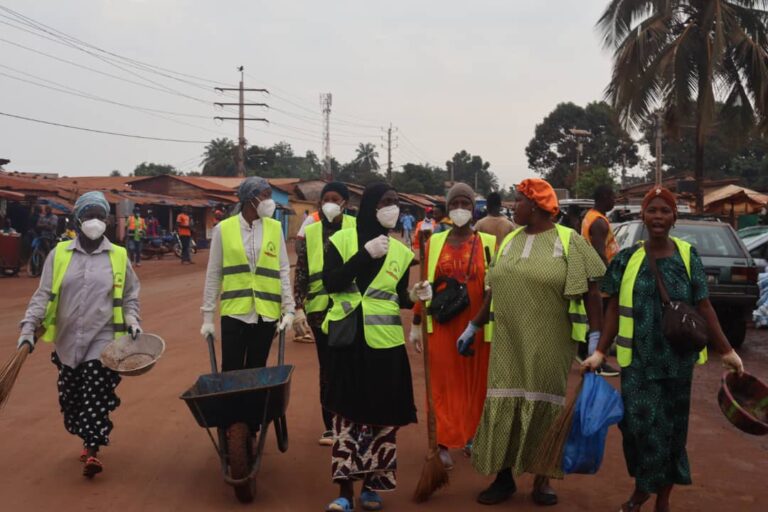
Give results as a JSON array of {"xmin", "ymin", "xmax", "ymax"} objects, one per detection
[{"xmin": 180, "ymin": 330, "xmax": 293, "ymax": 503}]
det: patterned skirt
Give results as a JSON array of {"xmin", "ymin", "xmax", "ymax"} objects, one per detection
[
  {"xmin": 52, "ymin": 352, "xmax": 122, "ymax": 449},
  {"xmin": 331, "ymin": 414, "xmax": 398, "ymax": 491}
]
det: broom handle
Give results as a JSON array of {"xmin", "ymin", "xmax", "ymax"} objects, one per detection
[{"xmin": 419, "ymin": 231, "xmax": 439, "ymax": 452}]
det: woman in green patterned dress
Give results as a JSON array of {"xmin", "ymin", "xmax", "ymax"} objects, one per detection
[
  {"xmin": 582, "ymin": 187, "xmax": 744, "ymax": 512},
  {"xmin": 460, "ymin": 178, "xmax": 606, "ymax": 506}
]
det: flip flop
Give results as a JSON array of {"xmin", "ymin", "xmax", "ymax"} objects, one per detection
[
  {"xmin": 325, "ymin": 497, "xmax": 354, "ymax": 512},
  {"xmin": 83, "ymin": 456, "xmax": 103, "ymax": 478},
  {"xmin": 360, "ymin": 490, "xmax": 382, "ymax": 511},
  {"xmin": 79, "ymin": 449, "xmax": 88, "ymax": 463}
]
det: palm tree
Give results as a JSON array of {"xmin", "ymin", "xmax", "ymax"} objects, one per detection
[
  {"xmin": 354, "ymin": 142, "xmax": 380, "ymax": 172},
  {"xmin": 201, "ymin": 138, "xmax": 237, "ymax": 176},
  {"xmin": 598, "ymin": 0, "xmax": 768, "ymax": 210}
]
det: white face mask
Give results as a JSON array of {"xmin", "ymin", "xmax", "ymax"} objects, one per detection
[
  {"xmin": 80, "ymin": 219, "xmax": 106, "ymax": 240},
  {"xmin": 254, "ymin": 198, "xmax": 276, "ymax": 219},
  {"xmin": 321, "ymin": 202, "xmax": 343, "ymax": 222},
  {"xmin": 449, "ymin": 208, "xmax": 473, "ymax": 227},
  {"xmin": 376, "ymin": 205, "xmax": 400, "ymax": 229}
]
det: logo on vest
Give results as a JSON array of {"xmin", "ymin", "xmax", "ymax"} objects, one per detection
[
  {"xmin": 265, "ymin": 241, "xmax": 277, "ymax": 258},
  {"xmin": 386, "ymin": 260, "xmax": 401, "ymax": 281},
  {"xmin": 114, "ymin": 272, "xmax": 124, "ymax": 290}
]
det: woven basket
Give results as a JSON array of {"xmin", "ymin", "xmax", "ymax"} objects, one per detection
[{"xmin": 718, "ymin": 371, "xmax": 768, "ymax": 436}]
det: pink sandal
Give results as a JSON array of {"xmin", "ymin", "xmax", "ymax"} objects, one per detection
[
  {"xmin": 83, "ymin": 456, "xmax": 103, "ymax": 478},
  {"xmin": 79, "ymin": 449, "xmax": 88, "ymax": 463}
]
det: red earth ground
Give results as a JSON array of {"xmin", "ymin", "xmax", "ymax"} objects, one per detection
[{"xmin": 0, "ymin": 247, "xmax": 766, "ymax": 511}]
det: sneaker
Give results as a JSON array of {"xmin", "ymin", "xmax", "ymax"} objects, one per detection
[
  {"xmin": 596, "ymin": 361, "xmax": 620, "ymax": 377},
  {"xmin": 439, "ymin": 447, "xmax": 454, "ymax": 470},
  {"xmin": 318, "ymin": 430, "xmax": 334, "ymax": 446}
]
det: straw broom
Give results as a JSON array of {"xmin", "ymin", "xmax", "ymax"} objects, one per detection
[
  {"xmin": 413, "ymin": 231, "xmax": 449, "ymax": 503},
  {"xmin": 0, "ymin": 344, "xmax": 31, "ymax": 410},
  {"xmin": 528, "ymin": 369, "xmax": 584, "ymax": 477}
]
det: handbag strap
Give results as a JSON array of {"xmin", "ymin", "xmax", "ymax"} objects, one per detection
[
  {"xmin": 464, "ymin": 233, "xmax": 478, "ymax": 280},
  {"xmin": 645, "ymin": 245, "xmax": 672, "ymax": 305}
]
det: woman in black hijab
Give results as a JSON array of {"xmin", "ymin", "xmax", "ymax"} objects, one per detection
[{"xmin": 321, "ymin": 182, "xmax": 420, "ymax": 512}]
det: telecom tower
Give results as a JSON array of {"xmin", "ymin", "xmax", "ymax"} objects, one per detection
[{"xmin": 320, "ymin": 93, "xmax": 332, "ymax": 180}]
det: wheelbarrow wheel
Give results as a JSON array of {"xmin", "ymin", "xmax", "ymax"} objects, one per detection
[
  {"xmin": 274, "ymin": 415, "xmax": 289, "ymax": 453},
  {"xmin": 227, "ymin": 422, "xmax": 255, "ymax": 503}
]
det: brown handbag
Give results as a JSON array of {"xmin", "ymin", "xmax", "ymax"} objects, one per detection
[{"xmin": 646, "ymin": 249, "xmax": 708, "ymax": 354}]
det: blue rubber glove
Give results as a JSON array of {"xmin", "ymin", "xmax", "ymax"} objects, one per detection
[
  {"xmin": 587, "ymin": 331, "xmax": 600, "ymax": 356},
  {"xmin": 456, "ymin": 322, "xmax": 479, "ymax": 356}
]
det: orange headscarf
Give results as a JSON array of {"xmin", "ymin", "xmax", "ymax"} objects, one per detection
[
  {"xmin": 641, "ymin": 186, "xmax": 677, "ymax": 216},
  {"xmin": 517, "ymin": 178, "xmax": 560, "ymax": 216}
]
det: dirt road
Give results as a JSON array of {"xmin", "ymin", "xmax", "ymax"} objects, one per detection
[{"xmin": 1, "ymin": 251, "xmax": 766, "ymax": 511}]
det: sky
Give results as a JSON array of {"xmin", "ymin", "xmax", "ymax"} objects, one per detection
[{"xmin": 0, "ymin": 0, "xmax": 616, "ymax": 187}]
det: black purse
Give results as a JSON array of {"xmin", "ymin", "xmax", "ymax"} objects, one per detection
[
  {"xmin": 428, "ymin": 235, "xmax": 477, "ymax": 324},
  {"xmin": 327, "ymin": 311, "xmax": 358, "ymax": 348},
  {"xmin": 646, "ymin": 250, "xmax": 708, "ymax": 354}
]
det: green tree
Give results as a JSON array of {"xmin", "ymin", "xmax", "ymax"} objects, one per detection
[
  {"xmin": 202, "ymin": 138, "xmax": 237, "ymax": 176},
  {"xmin": 525, "ymin": 102, "xmax": 639, "ymax": 189},
  {"xmin": 391, "ymin": 163, "xmax": 446, "ymax": 195},
  {"xmin": 573, "ymin": 167, "xmax": 617, "ymax": 199},
  {"xmin": 133, "ymin": 162, "xmax": 178, "ymax": 176},
  {"xmin": 599, "ymin": 0, "xmax": 768, "ymax": 210},
  {"xmin": 109, "ymin": 169, "xmax": 121, "ymax": 177},
  {"xmin": 353, "ymin": 143, "xmax": 380, "ymax": 173},
  {"xmin": 446, "ymin": 150, "xmax": 497, "ymax": 196}
]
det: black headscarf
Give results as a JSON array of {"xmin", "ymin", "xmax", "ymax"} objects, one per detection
[
  {"xmin": 357, "ymin": 182, "xmax": 393, "ymax": 247},
  {"xmin": 321, "ymin": 181, "xmax": 350, "ymax": 201}
]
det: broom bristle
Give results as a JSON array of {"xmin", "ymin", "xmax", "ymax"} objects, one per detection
[
  {"xmin": 412, "ymin": 450, "xmax": 449, "ymax": 503},
  {"xmin": 0, "ymin": 346, "xmax": 30, "ymax": 410}
]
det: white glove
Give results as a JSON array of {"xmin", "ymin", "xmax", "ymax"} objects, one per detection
[
  {"xmin": 278, "ymin": 312, "xmax": 295, "ymax": 332},
  {"xmin": 200, "ymin": 311, "xmax": 216, "ymax": 341},
  {"xmin": 587, "ymin": 331, "xmax": 600, "ymax": 356},
  {"xmin": 409, "ymin": 326, "xmax": 423, "ymax": 353},
  {"xmin": 722, "ymin": 349, "xmax": 744, "ymax": 376},
  {"xmin": 409, "ymin": 280, "xmax": 433, "ymax": 303},
  {"xmin": 17, "ymin": 334, "xmax": 35, "ymax": 353},
  {"xmin": 128, "ymin": 324, "xmax": 142, "ymax": 340},
  {"xmin": 293, "ymin": 309, "xmax": 311, "ymax": 338},
  {"xmin": 581, "ymin": 350, "xmax": 605, "ymax": 372},
  {"xmin": 456, "ymin": 322, "xmax": 479, "ymax": 356},
  {"xmin": 364, "ymin": 235, "xmax": 389, "ymax": 259}
]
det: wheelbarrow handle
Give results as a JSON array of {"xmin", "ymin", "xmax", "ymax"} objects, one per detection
[
  {"xmin": 278, "ymin": 328, "xmax": 286, "ymax": 366},
  {"xmin": 206, "ymin": 334, "xmax": 218, "ymax": 374}
]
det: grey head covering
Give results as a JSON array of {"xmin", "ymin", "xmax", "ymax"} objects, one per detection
[
  {"xmin": 237, "ymin": 176, "xmax": 271, "ymax": 204},
  {"xmin": 446, "ymin": 182, "xmax": 475, "ymax": 208},
  {"xmin": 73, "ymin": 191, "xmax": 110, "ymax": 219}
]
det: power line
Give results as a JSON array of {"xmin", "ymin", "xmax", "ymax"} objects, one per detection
[{"xmin": 0, "ymin": 111, "xmax": 209, "ymax": 143}]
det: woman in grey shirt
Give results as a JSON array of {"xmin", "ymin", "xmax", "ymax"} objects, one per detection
[{"xmin": 18, "ymin": 191, "xmax": 141, "ymax": 478}]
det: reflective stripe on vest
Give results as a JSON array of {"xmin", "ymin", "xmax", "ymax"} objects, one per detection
[
  {"xmin": 321, "ymin": 229, "xmax": 414, "ymax": 349},
  {"xmin": 490, "ymin": 224, "xmax": 588, "ymax": 343},
  {"xmin": 41, "ymin": 241, "xmax": 127, "ymax": 342},
  {"xmin": 304, "ymin": 215, "xmax": 356, "ymax": 314},
  {"xmin": 617, "ymin": 238, "xmax": 707, "ymax": 367},
  {"xmin": 425, "ymin": 230, "xmax": 496, "ymax": 342},
  {"xmin": 219, "ymin": 215, "xmax": 283, "ymax": 319}
]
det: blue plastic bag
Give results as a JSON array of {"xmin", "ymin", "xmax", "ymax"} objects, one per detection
[{"xmin": 562, "ymin": 373, "xmax": 624, "ymax": 474}]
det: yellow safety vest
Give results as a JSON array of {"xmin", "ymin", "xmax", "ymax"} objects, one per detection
[
  {"xmin": 321, "ymin": 229, "xmax": 414, "ymax": 349},
  {"xmin": 489, "ymin": 224, "xmax": 589, "ymax": 343},
  {"xmin": 617, "ymin": 238, "xmax": 708, "ymax": 367},
  {"xmin": 41, "ymin": 241, "xmax": 128, "ymax": 343},
  {"xmin": 219, "ymin": 215, "xmax": 283, "ymax": 319},
  {"xmin": 304, "ymin": 215, "xmax": 357, "ymax": 314},
  {"xmin": 425, "ymin": 230, "xmax": 496, "ymax": 342}
]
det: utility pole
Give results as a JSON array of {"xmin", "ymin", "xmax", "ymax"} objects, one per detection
[
  {"xmin": 381, "ymin": 123, "xmax": 397, "ymax": 183},
  {"xmin": 320, "ymin": 93, "xmax": 332, "ymax": 180},
  {"xmin": 568, "ymin": 128, "xmax": 591, "ymax": 188},
  {"xmin": 655, "ymin": 111, "xmax": 663, "ymax": 185},
  {"xmin": 214, "ymin": 66, "xmax": 268, "ymax": 177}
]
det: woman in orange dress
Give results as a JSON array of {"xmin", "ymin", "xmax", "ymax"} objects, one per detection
[{"xmin": 411, "ymin": 183, "xmax": 495, "ymax": 469}]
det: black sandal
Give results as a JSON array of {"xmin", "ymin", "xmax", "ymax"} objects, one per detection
[
  {"xmin": 532, "ymin": 476, "xmax": 557, "ymax": 506},
  {"xmin": 477, "ymin": 478, "xmax": 516, "ymax": 505}
]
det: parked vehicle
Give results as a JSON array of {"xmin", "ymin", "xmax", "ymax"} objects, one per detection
[
  {"xmin": 172, "ymin": 231, "xmax": 197, "ymax": 259},
  {"xmin": 745, "ymin": 231, "xmax": 768, "ymax": 273},
  {"xmin": 738, "ymin": 225, "xmax": 768, "ymax": 242},
  {"xmin": 613, "ymin": 219, "xmax": 759, "ymax": 348}
]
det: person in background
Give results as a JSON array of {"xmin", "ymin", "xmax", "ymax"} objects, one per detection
[
  {"xmin": 579, "ymin": 184, "xmax": 621, "ymax": 376},
  {"xmin": 468, "ymin": 178, "xmax": 605, "ymax": 506},
  {"xmin": 411, "ymin": 183, "xmax": 496, "ymax": 469},
  {"xmin": 125, "ymin": 206, "xmax": 146, "ymax": 267},
  {"xmin": 412, "ymin": 207, "xmax": 435, "ymax": 252},
  {"xmin": 293, "ymin": 182, "xmax": 356, "ymax": 445},
  {"xmin": 18, "ymin": 191, "xmax": 141, "ymax": 478},
  {"xmin": 401, "ymin": 209, "xmax": 415, "ymax": 248},
  {"xmin": 200, "ymin": 176, "xmax": 295, "ymax": 372},
  {"xmin": 321, "ymin": 182, "xmax": 429, "ymax": 512},
  {"xmin": 433, "ymin": 203, "xmax": 452, "ymax": 233},
  {"xmin": 2, "ymin": 217, "xmax": 17, "ymax": 234},
  {"xmin": 176, "ymin": 206, "xmax": 192, "ymax": 264},
  {"xmin": 474, "ymin": 192, "xmax": 515, "ymax": 248},
  {"xmin": 212, "ymin": 206, "xmax": 225, "ymax": 227},
  {"xmin": 37, "ymin": 205, "xmax": 59, "ymax": 251},
  {"xmin": 582, "ymin": 186, "xmax": 744, "ymax": 512},
  {"xmin": 145, "ymin": 210, "xmax": 160, "ymax": 238}
]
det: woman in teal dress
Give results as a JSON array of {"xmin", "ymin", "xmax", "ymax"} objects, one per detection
[{"xmin": 583, "ymin": 187, "xmax": 744, "ymax": 512}]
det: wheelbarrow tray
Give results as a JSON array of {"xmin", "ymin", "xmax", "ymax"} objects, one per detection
[{"xmin": 181, "ymin": 364, "xmax": 293, "ymax": 429}]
